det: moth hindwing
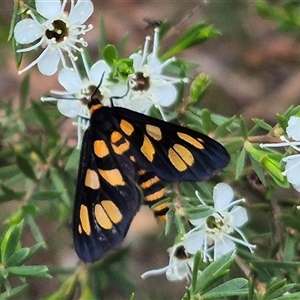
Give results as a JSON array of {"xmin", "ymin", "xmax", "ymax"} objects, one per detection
[{"xmin": 73, "ymin": 98, "xmax": 230, "ymax": 263}]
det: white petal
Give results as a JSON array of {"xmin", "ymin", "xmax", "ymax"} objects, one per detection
[
  {"xmin": 89, "ymin": 60, "xmax": 111, "ymax": 84},
  {"xmin": 14, "ymin": 19, "xmax": 44, "ymax": 44},
  {"xmin": 166, "ymin": 263, "xmax": 188, "ymax": 281},
  {"xmin": 37, "ymin": 48, "xmax": 60, "ymax": 75},
  {"xmin": 284, "ymin": 157, "xmax": 300, "ymax": 184},
  {"xmin": 147, "ymin": 54, "xmax": 163, "ymax": 74},
  {"xmin": 68, "ymin": 0, "xmax": 94, "ymax": 24},
  {"xmin": 57, "ymin": 100, "xmax": 82, "ymax": 118},
  {"xmin": 230, "ymin": 206, "xmax": 248, "ymax": 227},
  {"xmin": 214, "ymin": 183, "xmax": 234, "ymax": 211},
  {"xmin": 125, "ymin": 95, "xmax": 152, "ymax": 114},
  {"xmin": 130, "ymin": 53, "xmax": 143, "ymax": 70},
  {"xmin": 58, "ymin": 68, "xmax": 82, "ymax": 93},
  {"xmin": 189, "ymin": 217, "xmax": 206, "ymax": 227},
  {"xmin": 151, "ymin": 83, "xmax": 177, "ymax": 107},
  {"xmin": 183, "ymin": 231, "xmax": 206, "ymax": 255},
  {"xmin": 286, "ymin": 116, "xmax": 300, "ymax": 141},
  {"xmin": 36, "ymin": 0, "xmax": 62, "ymax": 20},
  {"xmin": 292, "ymin": 182, "xmax": 300, "ymax": 192},
  {"xmin": 214, "ymin": 237, "xmax": 235, "ymax": 259}
]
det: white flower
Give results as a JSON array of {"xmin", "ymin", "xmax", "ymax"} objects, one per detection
[
  {"xmin": 183, "ymin": 183, "xmax": 255, "ymax": 262},
  {"xmin": 14, "ymin": 0, "xmax": 93, "ymax": 75},
  {"xmin": 42, "ymin": 53, "xmax": 112, "ymax": 147},
  {"xmin": 125, "ymin": 28, "xmax": 186, "ymax": 120},
  {"xmin": 260, "ymin": 116, "xmax": 300, "ymax": 192},
  {"xmin": 141, "ymin": 243, "xmax": 195, "ymax": 282}
]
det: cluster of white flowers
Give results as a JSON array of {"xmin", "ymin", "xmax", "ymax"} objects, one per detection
[
  {"xmin": 142, "ymin": 183, "xmax": 254, "ymax": 281},
  {"xmin": 261, "ymin": 116, "xmax": 300, "ymax": 192},
  {"xmin": 14, "ymin": 0, "xmax": 254, "ymax": 284}
]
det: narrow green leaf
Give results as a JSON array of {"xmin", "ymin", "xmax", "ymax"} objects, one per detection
[
  {"xmin": 201, "ymin": 109, "xmax": 212, "ymax": 134},
  {"xmin": 202, "ymin": 278, "xmax": 248, "ymax": 299},
  {"xmin": 31, "ymin": 191, "xmax": 62, "ymax": 201},
  {"xmin": 189, "ymin": 74, "xmax": 211, "ymax": 105},
  {"xmin": 10, "ymin": 1, "xmax": 23, "ymax": 68},
  {"xmin": 31, "ymin": 101, "xmax": 59, "ymax": 140},
  {"xmin": 195, "ymin": 252, "xmax": 234, "ymax": 293},
  {"xmin": 263, "ymin": 279, "xmax": 286, "ymax": 300},
  {"xmin": 214, "ymin": 115, "xmax": 236, "ymax": 137},
  {"xmin": 7, "ymin": 265, "xmax": 50, "ymax": 278},
  {"xmin": 239, "ymin": 115, "xmax": 248, "ymax": 139},
  {"xmin": 19, "ymin": 74, "xmax": 30, "ymax": 113},
  {"xmin": 26, "ymin": 216, "xmax": 46, "ymax": 246},
  {"xmin": 252, "ymin": 118, "xmax": 273, "ymax": 132},
  {"xmin": 65, "ymin": 148, "xmax": 80, "ymax": 171},
  {"xmin": 236, "ymin": 147, "xmax": 246, "ymax": 179},
  {"xmin": 0, "ymin": 284, "xmax": 28, "ymax": 299},
  {"xmin": 161, "ymin": 22, "xmax": 220, "ymax": 59},
  {"xmin": 16, "ymin": 154, "xmax": 37, "ymax": 181},
  {"xmin": 249, "ymin": 155, "xmax": 266, "ymax": 186},
  {"xmin": 191, "ymin": 251, "xmax": 202, "ymax": 293},
  {"xmin": 6, "ymin": 248, "xmax": 30, "ymax": 267},
  {"xmin": 1, "ymin": 221, "xmax": 24, "ymax": 263}
]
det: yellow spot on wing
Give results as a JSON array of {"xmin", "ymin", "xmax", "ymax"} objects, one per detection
[
  {"xmin": 177, "ymin": 132, "xmax": 204, "ymax": 149},
  {"xmin": 102, "ymin": 200, "xmax": 123, "ymax": 224},
  {"xmin": 80, "ymin": 204, "xmax": 91, "ymax": 235},
  {"xmin": 140, "ymin": 135, "xmax": 155, "ymax": 162},
  {"xmin": 146, "ymin": 124, "xmax": 162, "ymax": 141},
  {"xmin": 111, "ymin": 131, "xmax": 123, "ymax": 143},
  {"xmin": 94, "ymin": 140, "xmax": 109, "ymax": 158},
  {"xmin": 94, "ymin": 204, "xmax": 113, "ymax": 230},
  {"xmin": 99, "ymin": 168, "xmax": 125, "ymax": 186},
  {"xmin": 78, "ymin": 224, "xmax": 82, "ymax": 234},
  {"xmin": 120, "ymin": 119, "xmax": 134, "ymax": 136},
  {"xmin": 85, "ymin": 169, "xmax": 100, "ymax": 189},
  {"xmin": 168, "ymin": 148, "xmax": 185, "ymax": 171},
  {"xmin": 173, "ymin": 144, "xmax": 194, "ymax": 166},
  {"xmin": 111, "ymin": 139, "xmax": 130, "ymax": 155}
]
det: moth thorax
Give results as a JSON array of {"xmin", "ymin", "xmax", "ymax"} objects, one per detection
[
  {"xmin": 45, "ymin": 20, "xmax": 69, "ymax": 43},
  {"xmin": 129, "ymin": 72, "xmax": 150, "ymax": 92},
  {"xmin": 174, "ymin": 245, "xmax": 192, "ymax": 260}
]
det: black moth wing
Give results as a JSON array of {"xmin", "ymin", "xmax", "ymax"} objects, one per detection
[
  {"xmin": 112, "ymin": 106, "xmax": 230, "ymax": 182},
  {"xmin": 73, "ymin": 122, "xmax": 142, "ymax": 263}
]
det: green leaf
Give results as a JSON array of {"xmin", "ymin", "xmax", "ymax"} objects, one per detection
[
  {"xmin": 263, "ymin": 279, "xmax": 286, "ymax": 300},
  {"xmin": 194, "ymin": 252, "xmax": 234, "ymax": 294},
  {"xmin": 214, "ymin": 115, "xmax": 236, "ymax": 137},
  {"xmin": 6, "ymin": 247, "xmax": 30, "ymax": 267},
  {"xmin": 19, "ymin": 74, "xmax": 30, "ymax": 113},
  {"xmin": 249, "ymin": 154, "xmax": 266, "ymax": 186},
  {"xmin": 16, "ymin": 154, "xmax": 37, "ymax": 181},
  {"xmin": 0, "ymin": 284, "xmax": 28, "ymax": 299},
  {"xmin": 236, "ymin": 147, "xmax": 246, "ymax": 179},
  {"xmin": 31, "ymin": 101, "xmax": 59, "ymax": 140},
  {"xmin": 65, "ymin": 148, "xmax": 80, "ymax": 171},
  {"xmin": 161, "ymin": 22, "xmax": 220, "ymax": 59},
  {"xmin": 7, "ymin": 265, "xmax": 51, "ymax": 278},
  {"xmin": 26, "ymin": 216, "xmax": 46, "ymax": 246},
  {"xmin": 102, "ymin": 44, "xmax": 118, "ymax": 66},
  {"xmin": 239, "ymin": 115, "xmax": 248, "ymax": 139},
  {"xmin": 252, "ymin": 118, "xmax": 273, "ymax": 132},
  {"xmin": 201, "ymin": 109, "xmax": 213, "ymax": 134},
  {"xmin": 202, "ymin": 278, "xmax": 248, "ymax": 299},
  {"xmin": 1, "ymin": 221, "xmax": 24, "ymax": 263},
  {"xmin": 189, "ymin": 74, "xmax": 211, "ymax": 105}
]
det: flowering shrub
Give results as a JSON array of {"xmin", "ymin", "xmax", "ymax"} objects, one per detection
[{"xmin": 2, "ymin": 0, "xmax": 300, "ymax": 299}]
